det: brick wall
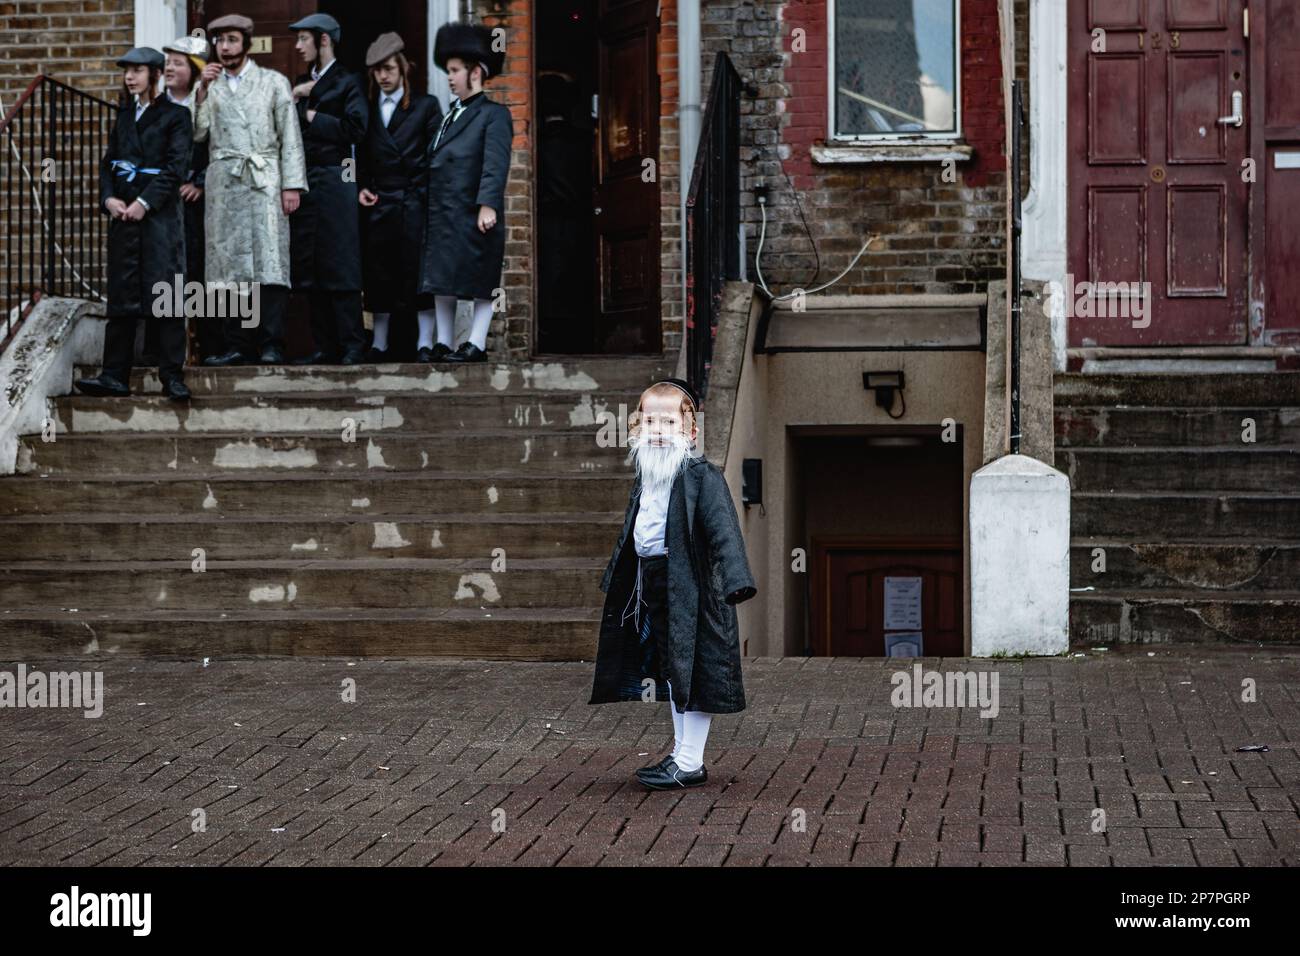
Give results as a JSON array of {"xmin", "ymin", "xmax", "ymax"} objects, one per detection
[
  {"xmin": 702, "ymin": 0, "xmax": 1013, "ymax": 297},
  {"xmin": 0, "ymin": 0, "xmax": 132, "ymax": 109}
]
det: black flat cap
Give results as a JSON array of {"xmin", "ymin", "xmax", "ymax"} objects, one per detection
[{"xmin": 116, "ymin": 47, "xmax": 165, "ymax": 69}]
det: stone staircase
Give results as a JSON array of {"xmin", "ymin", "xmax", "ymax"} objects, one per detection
[
  {"xmin": 1055, "ymin": 372, "xmax": 1300, "ymax": 645},
  {"xmin": 0, "ymin": 357, "xmax": 676, "ymax": 657}
]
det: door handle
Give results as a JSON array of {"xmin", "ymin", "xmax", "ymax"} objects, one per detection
[
  {"xmin": 1217, "ymin": 90, "xmax": 1244, "ymax": 127},
  {"xmin": 594, "ymin": 206, "xmax": 602, "ymax": 215}
]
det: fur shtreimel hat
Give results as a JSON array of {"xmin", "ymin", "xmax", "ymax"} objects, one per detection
[{"xmin": 433, "ymin": 23, "xmax": 504, "ymax": 80}]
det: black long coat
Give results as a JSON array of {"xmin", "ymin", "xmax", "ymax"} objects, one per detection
[
  {"xmin": 589, "ymin": 456, "xmax": 758, "ymax": 714},
  {"xmin": 99, "ymin": 98, "xmax": 191, "ymax": 318},
  {"xmin": 290, "ymin": 62, "xmax": 368, "ymax": 291},
  {"xmin": 181, "ymin": 112, "xmax": 209, "ymax": 285},
  {"xmin": 417, "ymin": 92, "xmax": 512, "ymax": 301},
  {"xmin": 357, "ymin": 92, "xmax": 442, "ymax": 313}
]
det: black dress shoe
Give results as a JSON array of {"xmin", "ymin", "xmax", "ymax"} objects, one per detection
[
  {"xmin": 259, "ymin": 346, "xmax": 286, "ymax": 365},
  {"xmin": 416, "ymin": 342, "xmax": 454, "ymax": 363},
  {"xmin": 444, "ymin": 341, "xmax": 487, "ymax": 363},
  {"xmin": 366, "ymin": 347, "xmax": 391, "ymax": 363},
  {"xmin": 160, "ymin": 378, "xmax": 191, "ymax": 402},
  {"xmin": 638, "ymin": 759, "xmax": 707, "ymax": 790},
  {"xmin": 635, "ymin": 754, "xmax": 678, "ymax": 777},
  {"xmin": 340, "ymin": 348, "xmax": 368, "ymax": 366},
  {"xmin": 73, "ymin": 374, "xmax": 130, "ymax": 398},
  {"xmin": 293, "ymin": 350, "xmax": 339, "ymax": 366},
  {"xmin": 203, "ymin": 349, "xmax": 251, "ymax": 367}
]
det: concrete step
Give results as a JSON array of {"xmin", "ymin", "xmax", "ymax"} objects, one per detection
[
  {"xmin": 0, "ymin": 513, "xmax": 623, "ymax": 561},
  {"xmin": 1071, "ymin": 492, "xmax": 1300, "ymax": 539},
  {"xmin": 1070, "ymin": 591, "xmax": 1300, "ymax": 644},
  {"xmin": 1055, "ymin": 372, "xmax": 1300, "ymax": 407},
  {"xmin": 17, "ymin": 431, "xmax": 631, "ymax": 476},
  {"xmin": 1061, "ymin": 448, "xmax": 1300, "ymax": 492},
  {"xmin": 0, "ymin": 606, "xmax": 602, "ymax": 659},
  {"xmin": 1055, "ymin": 406, "xmax": 1300, "ymax": 448},
  {"xmin": 51, "ymin": 390, "xmax": 646, "ymax": 434},
  {"xmin": 83, "ymin": 357, "xmax": 677, "ymax": 397},
  {"xmin": 0, "ymin": 473, "xmax": 634, "ymax": 516},
  {"xmin": 0, "ymin": 558, "xmax": 607, "ymax": 611},
  {"xmin": 1069, "ymin": 541, "xmax": 1300, "ymax": 592}
]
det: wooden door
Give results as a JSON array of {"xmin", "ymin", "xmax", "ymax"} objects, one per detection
[
  {"xmin": 1068, "ymin": 0, "xmax": 1249, "ymax": 345},
  {"xmin": 593, "ymin": 0, "xmax": 661, "ymax": 353},
  {"xmin": 813, "ymin": 542, "xmax": 963, "ymax": 658}
]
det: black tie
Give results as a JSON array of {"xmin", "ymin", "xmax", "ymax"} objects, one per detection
[{"xmin": 433, "ymin": 100, "xmax": 461, "ymax": 150}]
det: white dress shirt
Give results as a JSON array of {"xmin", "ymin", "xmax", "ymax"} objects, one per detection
[
  {"xmin": 379, "ymin": 86, "xmax": 403, "ymax": 128},
  {"xmin": 633, "ymin": 480, "xmax": 670, "ymax": 556},
  {"xmin": 225, "ymin": 57, "xmax": 252, "ymax": 92},
  {"xmin": 310, "ymin": 59, "xmax": 336, "ymax": 82}
]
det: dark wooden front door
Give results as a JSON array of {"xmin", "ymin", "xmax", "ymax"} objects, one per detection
[
  {"xmin": 188, "ymin": 0, "xmax": 318, "ymax": 83},
  {"xmin": 813, "ymin": 542, "xmax": 963, "ymax": 658},
  {"xmin": 1068, "ymin": 0, "xmax": 1250, "ymax": 345},
  {"xmin": 593, "ymin": 0, "xmax": 661, "ymax": 352}
]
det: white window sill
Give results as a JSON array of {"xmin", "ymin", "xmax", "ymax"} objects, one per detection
[{"xmin": 811, "ymin": 142, "xmax": 974, "ymax": 164}]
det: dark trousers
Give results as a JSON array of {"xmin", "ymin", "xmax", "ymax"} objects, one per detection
[
  {"xmin": 223, "ymin": 283, "xmax": 288, "ymax": 356},
  {"xmin": 618, "ymin": 553, "xmax": 672, "ymax": 701},
  {"xmin": 103, "ymin": 313, "xmax": 185, "ymax": 384},
  {"xmin": 309, "ymin": 290, "xmax": 365, "ymax": 357}
]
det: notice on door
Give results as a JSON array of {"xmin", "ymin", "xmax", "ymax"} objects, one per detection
[{"xmin": 884, "ymin": 576, "xmax": 922, "ymax": 630}]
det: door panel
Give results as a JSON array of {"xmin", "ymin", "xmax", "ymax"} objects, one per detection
[
  {"xmin": 593, "ymin": 0, "xmax": 661, "ymax": 353},
  {"xmin": 1069, "ymin": 0, "xmax": 1249, "ymax": 345}
]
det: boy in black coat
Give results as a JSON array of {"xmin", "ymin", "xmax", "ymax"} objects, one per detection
[
  {"xmin": 76, "ymin": 47, "xmax": 193, "ymax": 402},
  {"xmin": 288, "ymin": 12, "xmax": 369, "ymax": 365},
  {"xmin": 588, "ymin": 379, "xmax": 759, "ymax": 790},
  {"xmin": 356, "ymin": 32, "xmax": 444, "ymax": 362},
  {"xmin": 415, "ymin": 23, "xmax": 513, "ymax": 363}
]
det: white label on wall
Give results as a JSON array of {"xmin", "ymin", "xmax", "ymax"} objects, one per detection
[
  {"xmin": 884, "ymin": 576, "xmax": 922, "ymax": 630},
  {"xmin": 885, "ymin": 632, "xmax": 924, "ymax": 658}
]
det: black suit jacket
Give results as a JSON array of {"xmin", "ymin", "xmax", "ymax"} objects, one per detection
[{"xmin": 294, "ymin": 61, "xmax": 368, "ymax": 167}]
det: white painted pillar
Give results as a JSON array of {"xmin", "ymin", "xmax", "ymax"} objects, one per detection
[
  {"xmin": 969, "ymin": 454, "xmax": 1071, "ymax": 656},
  {"xmin": 134, "ymin": 0, "xmax": 185, "ymax": 51}
]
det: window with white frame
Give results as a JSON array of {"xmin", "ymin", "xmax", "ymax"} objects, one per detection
[{"xmin": 829, "ymin": 0, "xmax": 961, "ymax": 140}]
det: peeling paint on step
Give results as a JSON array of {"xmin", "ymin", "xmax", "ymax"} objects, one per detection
[
  {"xmin": 366, "ymin": 438, "xmax": 389, "ymax": 469},
  {"xmin": 290, "ymin": 538, "xmax": 318, "ymax": 552},
  {"xmin": 213, "ymin": 439, "xmax": 318, "ymax": 469},
  {"xmin": 521, "ymin": 438, "xmax": 531, "ymax": 463},
  {"xmin": 430, "ymin": 529, "xmax": 444, "ymax": 549},
  {"xmin": 420, "ymin": 451, "xmax": 429, "ymax": 468},
  {"xmin": 372, "ymin": 522, "xmax": 412, "ymax": 549},
  {"xmin": 520, "ymin": 362, "xmax": 599, "ymax": 391},
  {"xmin": 352, "ymin": 497, "xmax": 371, "ymax": 508},
  {"xmin": 486, "ymin": 486, "xmax": 499, "ymax": 504},
  {"xmin": 489, "ymin": 367, "xmax": 511, "ymax": 391},
  {"xmin": 250, "ymin": 582, "xmax": 297, "ymax": 603},
  {"xmin": 455, "ymin": 572, "xmax": 500, "ymax": 602},
  {"xmin": 202, "ymin": 484, "xmax": 218, "ymax": 510}
]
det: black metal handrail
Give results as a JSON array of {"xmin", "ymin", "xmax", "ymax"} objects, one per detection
[
  {"xmin": 1009, "ymin": 79, "xmax": 1025, "ymax": 455},
  {"xmin": 685, "ymin": 54, "xmax": 742, "ymax": 406},
  {"xmin": 1, "ymin": 75, "xmax": 115, "ymax": 353}
]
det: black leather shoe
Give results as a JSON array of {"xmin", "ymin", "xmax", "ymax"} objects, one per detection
[
  {"xmin": 73, "ymin": 374, "xmax": 130, "ymax": 398},
  {"xmin": 340, "ymin": 348, "xmax": 368, "ymax": 366},
  {"xmin": 203, "ymin": 349, "xmax": 251, "ymax": 367},
  {"xmin": 444, "ymin": 341, "xmax": 487, "ymax": 363},
  {"xmin": 417, "ymin": 342, "xmax": 455, "ymax": 363},
  {"xmin": 366, "ymin": 347, "xmax": 391, "ymax": 363},
  {"xmin": 637, "ymin": 759, "xmax": 707, "ymax": 790},
  {"xmin": 259, "ymin": 346, "xmax": 286, "ymax": 365},
  {"xmin": 293, "ymin": 350, "xmax": 339, "ymax": 366},
  {"xmin": 160, "ymin": 378, "xmax": 191, "ymax": 402},
  {"xmin": 635, "ymin": 754, "xmax": 678, "ymax": 777}
]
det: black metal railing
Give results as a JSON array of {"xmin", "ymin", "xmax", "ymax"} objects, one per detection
[
  {"xmin": 685, "ymin": 53, "xmax": 742, "ymax": 406},
  {"xmin": 1, "ymin": 75, "xmax": 115, "ymax": 353},
  {"xmin": 1009, "ymin": 79, "xmax": 1025, "ymax": 455}
]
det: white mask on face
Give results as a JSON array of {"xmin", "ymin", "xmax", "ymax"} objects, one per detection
[{"xmin": 628, "ymin": 426, "xmax": 694, "ymax": 494}]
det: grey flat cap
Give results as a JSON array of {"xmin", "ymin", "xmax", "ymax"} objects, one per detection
[
  {"xmin": 116, "ymin": 47, "xmax": 165, "ymax": 69},
  {"xmin": 207, "ymin": 14, "xmax": 254, "ymax": 35},
  {"xmin": 289, "ymin": 13, "xmax": 341, "ymax": 44},
  {"xmin": 365, "ymin": 32, "xmax": 405, "ymax": 68}
]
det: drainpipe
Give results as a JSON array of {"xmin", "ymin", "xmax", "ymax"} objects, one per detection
[{"xmin": 677, "ymin": 0, "xmax": 700, "ymax": 374}]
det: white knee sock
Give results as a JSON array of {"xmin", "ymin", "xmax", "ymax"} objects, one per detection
[
  {"xmin": 371, "ymin": 312, "xmax": 390, "ymax": 351},
  {"xmin": 416, "ymin": 309, "xmax": 436, "ymax": 350},
  {"xmin": 666, "ymin": 679, "xmax": 683, "ymax": 760},
  {"xmin": 434, "ymin": 296, "xmax": 456, "ymax": 347},
  {"xmin": 469, "ymin": 297, "xmax": 493, "ymax": 350}
]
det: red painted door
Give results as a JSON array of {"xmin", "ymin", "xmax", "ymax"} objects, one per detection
[{"xmin": 1068, "ymin": 0, "xmax": 1250, "ymax": 345}]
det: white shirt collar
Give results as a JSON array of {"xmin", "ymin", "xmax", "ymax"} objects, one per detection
[
  {"xmin": 166, "ymin": 89, "xmax": 193, "ymax": 108},
  {"xmin": 383, "ymin": 86, "xmax": 403, "ymax": 105},
  {"xmin": 311, "ymin": 59, "xmax": 336, "ymax": 82}
]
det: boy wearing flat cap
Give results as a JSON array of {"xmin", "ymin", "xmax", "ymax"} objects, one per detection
[
  {"xmin": 588, "ymin": 379, "xmax": 759, "ymax": 790},
  {"xmin": 356, "ymin": 32, "xmax": 445, "ymax": 362},
  {"xmin": 76, "ymin": 47, "xmax": 193, "ymax": 402},
  {"xmin": 415, "ymin": 23, "xmax": 513, "ymax": 363},
  {"xmin": 196, "ymin": 13, "xmax": 307, "ymax": 368},
  {"xmin": 288, "ymin": 12, "xmax": 369, "ymax": 365}
]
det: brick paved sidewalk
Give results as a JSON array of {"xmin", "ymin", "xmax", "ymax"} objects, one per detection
[{"xmin": 1, "ymin": 648, "xmax": 1297, "ymax": 866}]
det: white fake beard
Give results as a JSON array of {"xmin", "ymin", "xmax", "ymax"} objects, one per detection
[{"xmin": 628, "ymin": 429, "xmax": 693, "ymax": 494}]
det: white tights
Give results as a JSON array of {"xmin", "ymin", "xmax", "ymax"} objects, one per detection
[
  {"xmin": 666, "ymin": 678, "xmax": 712, "ymax": 772},
  {"xmin": 417, "ymin": 296, "xmax": 493, "ymax": 351}
]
